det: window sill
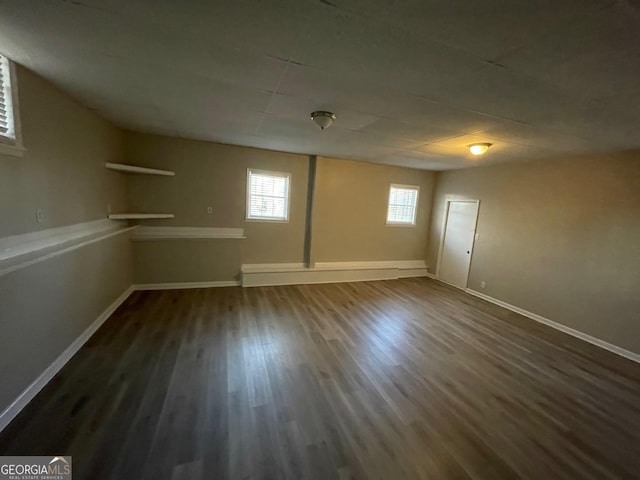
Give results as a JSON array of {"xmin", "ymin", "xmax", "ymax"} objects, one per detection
[
  {"xmin": 246, "ymin": 218, "xmax": 290, "ymax": 224},
  {"xmin": 386, "ymin": 222, "xmax": 416, "ymax": 227},
  {"xmin": 0, "ymin": 141, "xmax": 25, "ymax": 158}
]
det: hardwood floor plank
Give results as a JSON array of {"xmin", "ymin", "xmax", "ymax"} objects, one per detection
[{"xmin": 1, "ymin": 278, "xmax": 639, "ymax": 479}]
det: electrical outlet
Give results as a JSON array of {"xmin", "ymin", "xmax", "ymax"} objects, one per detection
[
  {"xmin": 480, "ymin": 281, "xmax": 486, "ymax": 289},
  {"xmin": 475, "ymin": 233, "xmax": 480, "ymax": 240},
  {"xmin": 36, "ymin": 208, "xmax": 44, "ymax": 223},
  {"xmin": 207, "ymin": 206, "xmax": 213, "ymax": 214}
]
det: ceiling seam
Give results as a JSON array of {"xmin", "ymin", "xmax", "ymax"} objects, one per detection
[{"xmin": 254, "ymin": 58, "xmax": 293, "ymax": 135}]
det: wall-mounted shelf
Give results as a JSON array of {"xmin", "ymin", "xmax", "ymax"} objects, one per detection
[
  {"xmin": 108, "ymin": 213, "xmax": 175, "ymax": 220},
  {"xmin": 105, "ymin": 162, "xmax": 175, "ymax": 176},
  {"xmin": 106, "ymin": 162, "xmax": 175, "ymax": 221}
]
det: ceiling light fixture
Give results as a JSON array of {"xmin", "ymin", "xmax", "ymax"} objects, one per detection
[
  {"xmin": 310, "ymin": 111, "xmax": 336, "ymax": 130},
  {"xmin": 468, "ymin": 143, "xmax": 492, "ymax": 155}
]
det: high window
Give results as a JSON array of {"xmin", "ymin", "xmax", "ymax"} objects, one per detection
[
  {"xmin": 386, "ymin": 184, "xmax": 419, "ymax": 225},
  {"xmin": 0, "ymin": 54, "xmax": 22, "ymax": 156},
  {"xmin": 246, "ymin": 169, "xmax": 291, "ymax": 221}
]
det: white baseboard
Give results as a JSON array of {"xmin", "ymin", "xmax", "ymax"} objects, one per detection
[
  {"xmin": 424, "ymin": 272, "xmax": 436, "ymax": 279},
  {"xmin": 466, "ymin": 289, "xmax": 640, "ymax": 365},
  {"xmin": 313, "ymin": 260, "xmax": 427, "ymax": 270},
  {"xmin": 0, "ymin": 285, "xmax": 135, "ymax": 433},
  {"xmin": 398, "ymin": 268, "xmax": 430, "ymax": 278},
  {"xmin": 242, "ymin": 268, "xmax": 397, "ymax": 287},
  {"xmin": 241, "ymin": 260, "xmax": 429, "ymax": 287},
  {"xmin": 134, "ymin": 281, "xmax": 240, "ymax": 290},
  {"xmin": 240, "ymin": 263, "xmax": 306, "ymax": 273}
]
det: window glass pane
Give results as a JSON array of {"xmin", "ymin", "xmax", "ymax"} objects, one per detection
[
  {"xmin": 389, "ymin": 187, "xmax": 417, "ymax": 207},
  {"xmin": 247, "ymin": 170, "xmax": 290, "ymax": 220},
  {"xmin": 387, "ymin": 186, "xmax": 418, "ymax": 224},
  {"xmin": 248, "ymin": 195, "xmax": 286, "ymax": 218},
  {"xmin": 0, "ymin": 55, "xmax": 14, "ymax": 139}
]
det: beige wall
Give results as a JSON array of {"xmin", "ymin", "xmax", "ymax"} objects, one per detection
[
  {"xmin": 0, "ymin": 65, "xmax": 132, "ymax": 415},
  {"xmin": 0, "ymin": 234, "xmax": 132, "ymax": 413},
  {"xmin": 0, "ymin": 66, "xmax": 127, "ymax": 237},
  {"xmin": 133, "ymin": 240, "xmax": 241, "ymax": 284},
  {"xmin": 311, "ymin": 157, "xmax": 435, "ymax": 263},
  {"xmin": 124, "ymin": 132, "xmax": 310, "ymax": 284},
  {"xmin": 6, "ymin": 60, "xmax": 637, "ymax": 419},
  {"xmin": 125, "ymin": 134, "xmax": 437, "ymax": 283},
  {"xmin": 427, "ymin": 152, "xmax": 640, "ymax": 354}
]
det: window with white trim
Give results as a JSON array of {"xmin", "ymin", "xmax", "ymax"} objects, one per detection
[
  {"xmin": 0, "ymin": 54, "xmax": 18, "ymax": 146},
  {"xmin": 386, "ymin": 184, "xmax": 419, "ymax": 225},
  {"xmin": 246, "ymin": 169, "xmax": 291, "ymax": 221}
]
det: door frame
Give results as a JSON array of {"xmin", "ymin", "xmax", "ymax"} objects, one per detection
[{"xmin": 435, "ymin": 197, "xmax": 480, "ymax": 289}]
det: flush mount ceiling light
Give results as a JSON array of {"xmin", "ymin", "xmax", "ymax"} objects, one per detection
[
  {"xmin": 467, "ymin": 143, "xmax": 492, "ymax": 155},
  {"xmin": 310, "ymin": 111, "xmax": 336, "ymax": 130}
]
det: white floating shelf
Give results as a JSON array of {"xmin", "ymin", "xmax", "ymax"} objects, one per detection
[
  {"xmin": 105, "ymin": 162, "xmax": 175, "ymax": 176},
  {"xmin": 108, "ymin": 213, "xmax": 175, "ymax": 220}
]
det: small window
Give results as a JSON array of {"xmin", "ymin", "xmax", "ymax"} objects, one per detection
[
  {"xmin": 0, "ymin": 54, "xmax": 17, "ymax": 144},
  {"xmin": 246, "ymin": 169, "xmax": 290, "ymax": 221},
  {"xmin": 386, "ymin": 184, "xmax": 419, "ymax": 225},
  {"xmin": 0, "ymin": 53, "xmax": 22, "ymax": 157}
]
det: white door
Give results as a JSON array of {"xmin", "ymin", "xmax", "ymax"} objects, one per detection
[{"xmin": 438, "ymin": 201, "xmax": 479, "ymax": 289}]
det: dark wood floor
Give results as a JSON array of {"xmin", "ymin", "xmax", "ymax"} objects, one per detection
[{"xmin": 1, "ymin": 278, "xmax": 640, "ymax": 479}]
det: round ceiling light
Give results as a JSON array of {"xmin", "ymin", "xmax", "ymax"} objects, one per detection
[
  {"xmin": 468, "ymin": 143, "xmax": 492, "ymax": 155},
  {"xmin": 310, "ymin": 111, "xmax": 336, "ymax": 130}
]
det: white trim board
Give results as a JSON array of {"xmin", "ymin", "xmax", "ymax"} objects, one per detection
[
  {"xmin": 0, "ymin": 286, "xmax": 135, "ymax": 434},
  {"xmin": 134, "ymin": 281, "xmax": 240, "ymax": 290},
  {"xmin": 0, "ymin": 142, "xmax": 25, "ymax": 157},
  {"xmin": 105, "ymin": 162, "xmax": 175, "ymax": 176},
  {"xmin": 108, "ymin": 213, "xmax": 174, "ymax": 220},
  {"xmin": 466, "ymin": 289, "xmax": 640, "ymax": 365},
  {"xmin": 241, "ymin": 260, "xmax": 429, "ymax": 287},
  {"xmin": 133, "ymin": 226, "xmax": 245, "ymax": 241},
  {"xmin": 314, "ymin": 260, "xmax": 427, "ymax": 271},
  {"xmin": 0, "ymin": 225, "xmax": 135, "ymax": 278},
  {"xmin": 241, "ymin": 263, "xmax": 306, "ymax": 273},
  {"xmin": 0, "ymin": 219, "xmax": 126, "ymax": 262},
  {"xmin": 243, "ymin": 267, "xmax": 397, "ymax": 287},
  {"xmin": 242, "ymin": 260, "xmax": 427, "ymax": 272}
]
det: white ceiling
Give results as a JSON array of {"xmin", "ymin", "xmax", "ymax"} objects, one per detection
[{"xmin": 0, "ymin": 0, "xmax": 638, "ymax": 170}]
